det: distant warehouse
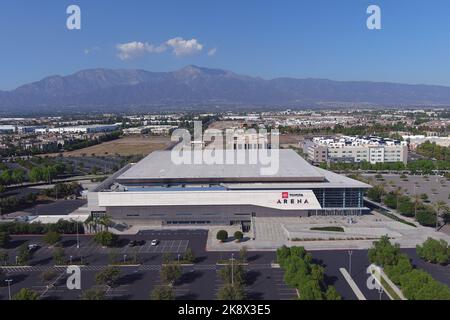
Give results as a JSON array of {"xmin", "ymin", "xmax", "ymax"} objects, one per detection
[
  {"xmin": 44, "ymin": 124, "xmax": 120, "ymax": 134},
  {"xmin": 87, "ymin": 149, "xmax": 371, "ymax": 228}
]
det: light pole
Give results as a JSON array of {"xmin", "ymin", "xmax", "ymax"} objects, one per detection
[
  {"xmin": 378, "ymin": 286, "xmax": 384, "ymax": 301},
  {"xmin": 123, "ymin": 254, "xmax": 127, "ymax": 264},
  {"xmin": 230, "ymin": 253, "xmax": 235, "ymax": 286},
  {"xmin": 177, "ymin": 254, "xmax": 180, "ymax": 263},
  {"xmin": 76, "ymin": 221, "xmax": 80, "ymax": 249},
  {"xmin": 5, "ymin": 279, "xmax": 12, "ymax": 300},
  {"xmin": 15, "ymin": 256, "xmax": 18, "ymax": 265},
  {"xmin": 348, "ymin": 250, "xmax": 353, "ymax": 276}
]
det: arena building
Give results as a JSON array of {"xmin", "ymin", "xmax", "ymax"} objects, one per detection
[{"xmin": 87, "ymin": 149, "xmax": 371, "ymax": 229}]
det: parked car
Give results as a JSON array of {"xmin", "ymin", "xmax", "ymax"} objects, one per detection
[
  {"xmin": 128, "ymin": 240, "xmax": 145, "ymax": 247},
  {"xmin": 28, "ymin": 244, "xmax": 39, "ymax": 251},
  {"xmin": 150, "ymin": 239, "xmax": 159, "ymax": 246}
]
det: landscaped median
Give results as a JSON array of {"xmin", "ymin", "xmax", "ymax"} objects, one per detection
[
  {"xmin": 367, "ymin": 264, "xmax": 405, "ymax": 300},
  {"xmin": 276, "ymin": 246, "xmax": 341, "ymax": 300},
  {"xmin": 368, "ymin": 236, "xmax": 450, "ymax": 300}
]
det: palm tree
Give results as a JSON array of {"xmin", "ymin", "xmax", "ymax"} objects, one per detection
[
  {"xmin": 413, "ymin": 194, "xmax": 421, "ymax": 218},
  {"xmin": 98, "ymin": 215, "xmax": 112, "ymax": 232},
  {"xmin": 394, "ymin": 187, "xmax": 402, "ymax": 210},
  {"xmin": 434, "ymin": 201, "xmax": 449, "ymax": 231}
]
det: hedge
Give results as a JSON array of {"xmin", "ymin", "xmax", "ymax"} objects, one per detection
[{"xmin": 0, "ymin": 220, "xmax": 85, "ymax": 235}]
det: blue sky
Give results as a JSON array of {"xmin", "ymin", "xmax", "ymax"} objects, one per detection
[{"xmin": 0, "ymin": 0, "xmax": 449, "ymax": 90}]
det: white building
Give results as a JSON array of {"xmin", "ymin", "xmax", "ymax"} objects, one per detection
[
  {"xmin": 47, "ymin": 124, "xmax": 119, "ymax": 134},
  {"xmin": 308, "ymin": 136, "xmax": 408, "ymax": 164}
]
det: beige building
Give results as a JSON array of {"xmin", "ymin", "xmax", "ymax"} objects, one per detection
[{"xmin": 307, "ymin": 136, "xmax": 408, "ymax": 164}]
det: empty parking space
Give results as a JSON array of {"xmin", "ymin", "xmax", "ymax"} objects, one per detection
[
  {"xmin": 120, "ymin": 240, "xmax": 189, "ymax": 254},
  {"xmin": 271, "ymin": 268, "xmax": 298, "ymax": 300}
]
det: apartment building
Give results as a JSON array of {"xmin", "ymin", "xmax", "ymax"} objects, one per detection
[{"xmin": 307, "ymin": 136, "xmax": 408, "ymax": 164}]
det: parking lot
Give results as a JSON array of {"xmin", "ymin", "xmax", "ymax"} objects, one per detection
[
  {"xmin": 1, "ymin": 230, "xmax": 449, "ymax": 300},
  {"xmin": 363, "ymin": 174, "xmax": 450, "ymax": 205}
]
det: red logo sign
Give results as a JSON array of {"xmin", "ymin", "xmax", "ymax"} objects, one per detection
[{"xmin": 282, "ymin": 192, "xmax": 289, "ymax": 199}]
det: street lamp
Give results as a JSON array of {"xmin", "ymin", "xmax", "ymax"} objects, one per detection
[
  {"xmin": 348, "ymin": 250, "xmax": 353, "ymax": 276},
  {"xmin": 76, "ymin": 221, "xmax": 80, "ymax": 249},
  {"xmin": 15, "ymin": 256, "xmax": 18, "ymax": 265},
  {"xmin": 5, "ymin": 279, "xmax": 12, "ymax": 300},
  {"xmin": 378, "ymin": 286, "xmax": 384, "ymax": 301},
  {"xmin": 123, "ymin": 254, "xmax": 127, "ymax": 263},
  {"xmin": 177, "ymin": 254, "xmax": 180, "ymax": 263},
  {"xmin": 230, "ymin": 253, "xmax": 235, "ymax": 286}
]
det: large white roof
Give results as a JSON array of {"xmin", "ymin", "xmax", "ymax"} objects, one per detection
[{"xmin": 117, "ymin": 149, "xmax": 325, "ymax": 183}]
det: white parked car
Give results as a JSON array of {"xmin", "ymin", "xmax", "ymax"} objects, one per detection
[
  {"xmin": 150, "ymin": 239, "xmax": 159, "ymax": 246},
  {"xmin": 28, "ymin": 244, "xmax": 39, "ymax": 251}
]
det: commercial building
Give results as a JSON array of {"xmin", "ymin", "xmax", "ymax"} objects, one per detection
[
  {"xmin": 47, "ymin": 124, "xmax": 120, "ymax": 134},
  {"xmin": 403, "ymin": 135, "xmax": 450, "ymax": 150},
  {"xmin": 306, "ymin": 136, "xmax": 408, "ymax": 165},
  {"xmin": 87, "ymin": 149, "xmax": 371, "ymax": 228}
]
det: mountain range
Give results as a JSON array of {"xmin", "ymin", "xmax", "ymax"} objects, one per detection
[{"xmin": 1, "ymin": 65, "xmax": 450, "ymax": 115}]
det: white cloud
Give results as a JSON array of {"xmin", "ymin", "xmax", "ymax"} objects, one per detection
[
  {"xmin": 116, "ymin": 41, "xmax": 166, "ymax": 60},
  {"xmin": 116, "ymin": 37, "xmax": 204, "ymax": 60},
  {"xmin": 207, "ymin": 48, "xmax": 217, "ymax": 56},
  {"xmin": 166, "ymin": 37, "xmax": 203, "ymax": 56}
]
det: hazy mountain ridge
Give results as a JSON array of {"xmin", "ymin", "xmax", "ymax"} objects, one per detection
[{"xmin": 1, "ymin": 65, "xmax": 450, "ymax": 114}]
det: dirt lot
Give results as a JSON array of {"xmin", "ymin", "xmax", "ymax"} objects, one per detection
[{"xmin": 55, "ymin": 136, "xmax": 173, "ymax": 157}]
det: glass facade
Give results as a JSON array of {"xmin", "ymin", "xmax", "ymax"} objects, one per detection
[{"xmin": 313, "ymin": 188, "xmax": 364, "ymax": 209}]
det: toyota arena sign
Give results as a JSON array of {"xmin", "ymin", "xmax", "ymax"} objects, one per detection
[{"xmin": 277, "ymin": 192, "xmax": 315, "ymax": 206}]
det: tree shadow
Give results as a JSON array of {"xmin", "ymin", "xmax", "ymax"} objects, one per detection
[
  {"xmin": 246, "ymin": 270, "xmax": 261, "ymax": 286},
  {"xmin": 246, "ymin": 291, "xmax": 264, "ymax": 300},
  {"xmin": 32, "ymin": 257, "xmax": 53, "ymax": 266},
  {"xmin": 247, "ymin": 254, "xmax": 261, "ymax": 263},
  {"xmin": 6, "ymin": 239, "xmax": 27, "ymax": 249},
  {"xmin": 194, "ymin": 256, "xmax": 207, "ymax": 263},
  {"xmin": 117, "ymin": 272, "xmax": 144, "ymax": 286},
  {"xmin": 175, "ymin": 271, "xmax": 203, "ymax": 286},
  {"xmin": 323, "ymin": 274, "xmax": 338, "ymax": 286},
  {"xmin": 61, "ymin": 240, "xmax": 77, "ymax": 248}
]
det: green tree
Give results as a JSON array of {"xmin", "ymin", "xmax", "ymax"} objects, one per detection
[
  {"xmin": 216, "ymin": 230, "xmax": 228, "ymax": 242},
  {"xmin": 416, "ymin": 238, "xmax": 449, "ymax": 264},
  {"xmin": 0, "ymin": 249, "xmax": 9, "ymax": 266},
  {"xmin": 95, "ymin": 266, "xmax": 122, "ymax": 288},
  {"xmin": 17, "ymin": 243, "xmax": 31, "ymax": 265},
  {"xmin": 94, "ymin": 231, "xmax": 118, "ymax": 247},
  {"xmin": 325, "ymin": 286, "xmax": 341, "ymax": 300},
  {"xmin": 43, "ymin": 231, "xmax": 61, "ymax": 246},
  {"xmin": 217, "ymin": 283, "xmax": 246, "ymax": 300},
  {"xmin": 368, "ymin": 236, "xmax": 401, "ymax": 267},
  {"xmin": 11, "ymin": 169, "xmax": 26, "ymax": 184},
  {"xmin": 183, "ymin": 248, "xmax": 195, "ymax": 263},
  {"xmin": 160, "ymin": 264, "xmax": 182, "ymax": 285},
  {"xmin": 384, "ymin": 254, "xmax": 413, "ymax": 284},
  {"xmin": 239, "ymin": 246, "xmax": 248, "ymax": 263},
  {"xmin": 219, "ymin": 263, "xmax": 246, "ymax": 286},
  {"xmin": 53, "ymin": 246, "xmax": 66, "ymax": 265},
  {"xmin": 416, "ymin": 206, "xmax": 437, "ymax": 227},
  {"xmin": 13, "ymin": 288, "xmax": 40, "ymax": 300},
  {"xmin": 299, "ymin": 279, "xmax": 323, "ymax": 300},
  {"xmin": 234, "ymin": 231, "xmax": 244, "ymax": 242},
  {"xmin": 81, "ymin": 288, "xmax": 106, "ymax": 300},
  {"xmin": 150, "ymin": 286, "xmax": 175, "ymax": 300}
]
